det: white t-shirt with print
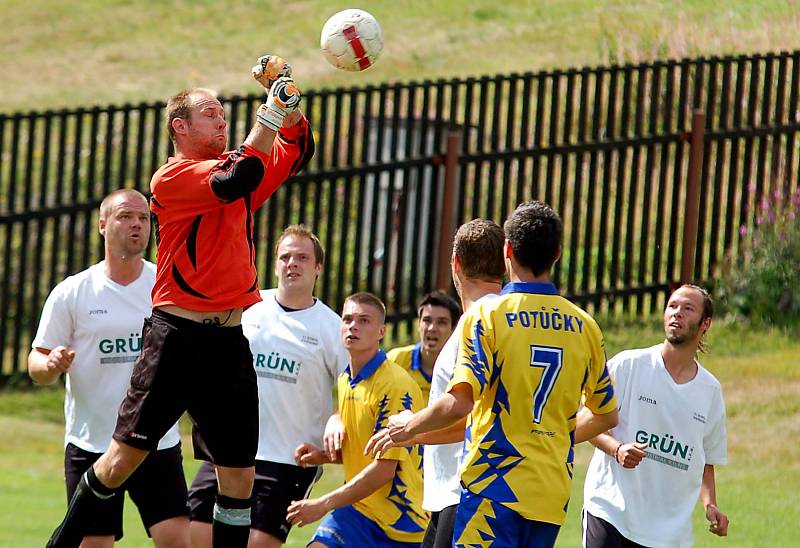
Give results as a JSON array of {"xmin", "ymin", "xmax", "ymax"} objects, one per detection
[
  {"xmin": 583, "ymin": 345, "xmax": 727, "ymax": 548},
  {"xmin": 243, "ymin": 289, "xmax": 347, "ymax": 465},
  {"xmin": 32, "ymin": 261, "xmax": 180, "ymax": 453},
  {"xmin": 423, "ymin": 292, "xmax": 499, "ymax": 512}
]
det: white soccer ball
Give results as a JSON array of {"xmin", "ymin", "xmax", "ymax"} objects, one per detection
[{"xmin": 320, "ymin": 9, "xmax": 383, "ymax": 72}]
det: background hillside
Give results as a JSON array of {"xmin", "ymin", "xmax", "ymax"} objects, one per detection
[{"xmin": 2, "ymin": 0, "xmax": 800, "ymax": 112}]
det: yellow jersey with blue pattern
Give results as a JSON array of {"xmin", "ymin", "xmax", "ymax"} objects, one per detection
[
  {"xmin": 449, "ymin": 281, "xmax": 617, "ymax": 525},
  {"xmin": 338, "ymin": 349, "xmax": 428, "ymax": 542},
  {"xmin": 386, "ymin": 343, "xmax": 432, "ymax": 403}
]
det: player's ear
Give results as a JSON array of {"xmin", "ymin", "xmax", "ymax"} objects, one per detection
[
  {"xmin": 98, "ymin": 216, "xmax": 106, "ymax": 236},
  {"xmin": 378, "ymin": 323, "xmax": 386, "ymax": 340},
  {"xmin": 701, "ymin": 316, "xmax": 712, "ymax": 334},
  {"xmin": 503, "ymin": 239, "xmax": 513, "ymax": 259},
  {"xmin": 171, "ymin": 117, "xmax": 188, "ymax": 137}
]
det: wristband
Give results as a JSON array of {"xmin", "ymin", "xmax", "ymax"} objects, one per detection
[
  {"xmin": 614, "ymin": 443, "xmax": 623, "ymax": 463},
  {"xmin": 256, "ymin": 104, "xmax": 283, "ymax": 131}
]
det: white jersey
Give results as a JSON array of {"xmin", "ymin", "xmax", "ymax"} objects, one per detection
[
  {"xmin": 423, "ymin": 293, "xmax": 499, "ymax": 512},
  {"xmin": 243, "ymin": 289, "xmax": 347, "ymax": 465},
  {"xmin": 583, "ymin": 345, "xmax": 727, "ymax": 548},
  {"xmin": 31, "ymin": 261, "xmax": 180, "ymax": 453}
]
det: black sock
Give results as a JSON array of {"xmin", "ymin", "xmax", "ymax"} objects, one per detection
[
  {"xmin": 212, "ymin": 493, "xmax": 252, "ymax": 548},
  {"xmin": 46, "ymin": 466, "xmax": 118, "ymax": 548}
]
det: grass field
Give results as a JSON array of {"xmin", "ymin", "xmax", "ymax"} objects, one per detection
[
  {"xmin": 1, "ymin": 319, "xmax": 797, "ymax": 547},
  {"xmin": 2, "ymin": 1, "xmax": 800, "ymax": 112}
]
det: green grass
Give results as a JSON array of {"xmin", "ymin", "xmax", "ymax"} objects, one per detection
[
  {"xmin": 1, "ymin": 321, "xmax": 798, "ymax": 546},
  {"xmin": 2, "ymin": 1, "xmax": 800, "ymax": 112}
]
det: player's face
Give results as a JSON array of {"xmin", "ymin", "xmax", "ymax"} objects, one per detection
[
  {"xmin": 101, "ymin": 194, "xmax": 150, "ymax": 257},
  {"xmin": 275, "ymin": 235, "xmax": 321, "ymax": 294},
  {"xmin": 664, "ymin": 287, "xmax": 709, "ymax": 346},
  {"xmin": 417, "ymin": 304, "xmax": 453, "ymax": 354},
  {"xmin": 341, "ymin": 301, "xmax": 385, "ymax": 353},
  {"xmin": 186, "ymin": 93, "xmax": 228, "ymax": 158}
]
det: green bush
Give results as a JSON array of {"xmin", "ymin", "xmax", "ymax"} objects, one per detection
[{"xmin": 716, "ymin": 186, "xmax": 800, "ymax": 326}]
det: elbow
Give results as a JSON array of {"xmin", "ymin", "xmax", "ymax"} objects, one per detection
[
  {"xmin": 604, "ymin": 410, "xmax": 619, "ymax": 430},
  {"xmin": 209, "ymin": 153, "xmax": 265, "ymax": 202}
]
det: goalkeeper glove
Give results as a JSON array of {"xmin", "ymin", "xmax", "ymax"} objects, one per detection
[
  {"xmin": 252, "ymin": 55, "xmax": 292, "ymax": 90},
  {"xmin": 256, "ymin": 77, "xmax": 301, "ymax": 131}
]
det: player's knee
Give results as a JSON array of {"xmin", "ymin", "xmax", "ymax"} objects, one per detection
[
  {"xmin": 215, "ymin": 465, "xmax": 255, "ymax": 498},
  {"xmin": 150, "ymin": 516, "xmax": 190, "ymax": 548}
]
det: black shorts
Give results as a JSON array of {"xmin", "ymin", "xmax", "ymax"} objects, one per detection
[
  {"xmin": 64, "ymin": 442, "xmax": 189, "ymax": 540},
  {"xmin": 113, "ymin": 309, "xmax": 258, "ymax": 467},
  {"xmin": 188, "ymin": 459, "xmax": 320, "ymax": 542},
  {"xmin": 422, "ymin": 504, "xmax": 458, "ymax": 548},
  {"xmin": 582, "ymin": 510, "xmax": 647, "ymax": 548}
]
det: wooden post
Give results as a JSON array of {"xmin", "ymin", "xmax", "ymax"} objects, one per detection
[
  {"xmin": 435, "ymin": 130, "xmax": 461, "ymax": 291},
  {"xmin": 679, "ymin": 109, "xmax": 706, "ymax": 286}
]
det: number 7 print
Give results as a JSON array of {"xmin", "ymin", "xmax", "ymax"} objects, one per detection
[{"xmin": 529, "ymin": 345, "xmax": 564, "ymax": 424}]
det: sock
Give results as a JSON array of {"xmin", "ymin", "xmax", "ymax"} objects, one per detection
[
  {"xmin": 212, "ymin": 494, "xmax": 252, "ymax": 548},
  {"xmin": 46, "ymin": 467, "xmax": 117, "ymax": 548}
]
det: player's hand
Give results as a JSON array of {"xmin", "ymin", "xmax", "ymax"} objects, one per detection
[
  {"xmin": 256, "ymin": 77, "xmax": 302, "ymax": 131},
  {"xmin": 364, "ymin": 427, "xmax": 396, "ymax": 457},
  {"xmin": 616, "ymin": 442, "xmax": 647, "ymax": 468},
  {"xmin": 294, "ymin": 442, "xmax": 328, "ymax": 467},
  {"xmin": 47, "ymin": 345, "xmax": 76, "ymax": 374},
  {"xmin": 385, "ymin": 409, "xmax": 415, "ymax": 443},
  {"xmin": 287, "ymin": 497, "xmax": 327, "ymax": 527},
  {"xmin": 251, "ymin": 55, "xmax": 292, "ymax": 90},
  {"xmin": 323, "ymin": 413, "xmax": 345, "ymax": 463},
  {"xmin": 705, "ymin": 504, "xmax": 729, "ymax": 536}
]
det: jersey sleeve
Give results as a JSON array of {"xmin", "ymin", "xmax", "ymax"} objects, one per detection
[
  {"xmin": 31, "ymin": 282, "xmax": 75, "ymax": 351},
  {"xmin": 581, "ymin": 318, "xmax": 618, "ymax": 414},
  {"xmin": 449, "ymin": 305, "xmax": 494, "ymax": 402},
  {"xmin": 250, "ymin": 116, "xmax": 315, "ymax": 212},
  {"xmin": 703, "ymin": 385, "xmax": 728, "ymax": 465},
  {"xmin": 375, "ymin": 374, "xmax": 424, "ymax": 462}
]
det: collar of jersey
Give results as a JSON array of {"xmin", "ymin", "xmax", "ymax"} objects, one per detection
[
  {"xmin": 347, "ymin": 349, "xmax": 386, "ymax": 387},
  {"xmin": 500, "ymin": 281, "xmax": 558, "ymax": 295},
  {"xmin": 410, "ymin": 343, "xmax": 432, "ymax": 382}
]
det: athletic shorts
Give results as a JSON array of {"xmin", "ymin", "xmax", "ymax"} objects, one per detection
[
  {"xmin": 453, "ymin": 490, "xmax": 560, "ymax": 548},
  {"xmin": 188, "ymin": 459, "xmax": 320, "ymax": 542},
  {"xmin": 64, "ymin": 442, "xmax": 189, "ymax": 540},
  {"xmin": 421, "ymin": 504, "xmax": 458, "ymax": 548},
  {"xmin": 581, "ymin": 510, "xmax": 648, "ymax": 548},
  {"xmin": 113, "ymin": 309, "xmax": 258, "ymax": 467},
  {"xmin": 311, "ymin": 505, "xmax": 422, "ymax": 548}
]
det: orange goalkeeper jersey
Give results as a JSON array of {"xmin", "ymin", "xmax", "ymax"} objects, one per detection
[{"xmin": 150, "ymin": 118, "xmax": 314, "ymax": 311}]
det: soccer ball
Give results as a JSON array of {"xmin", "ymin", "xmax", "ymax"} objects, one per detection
[{"xmin": 320, "ymin": 9, "xmax": 383, "ymax": 72}]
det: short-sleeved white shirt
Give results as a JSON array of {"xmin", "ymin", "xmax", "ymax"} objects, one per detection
[
  {"xmin": 243, "ymin": 289, "xmax": 347, "ymax": 465},
  {"xmin": 423, "ymin": 293, "xmax": 499, "ymax": 512},
  {"xmin": 583, "ymin": 345, "xmax": 727, "ymax": 548},
  {"xmin": 31, "ymin": 261, "xmax": 181, "ymax": 453}
]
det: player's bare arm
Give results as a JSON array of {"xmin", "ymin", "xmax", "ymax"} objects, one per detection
[
  {"xmin": 701, "ymin": 464, "xmax": 729, "ymax": 536},
  {"xmin": 286, "ymin": 458, "xmax": 397, "ymax": 527},
  {"xmin": 574, "ymin": 407, "xmax": 619, "ymax": 444},
  {"xmin": 365, "ymin": 411, "xmax": 467, "ymax": 457},
  {"xmin": 322, "ymin": 412, "xmax": 346, "ymax": 463},
  {"xmin": 28, "ymin": 346, "xmax": 75, "ymax": 385}
]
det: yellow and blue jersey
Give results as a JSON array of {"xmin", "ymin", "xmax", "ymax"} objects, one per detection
[
  {"xmin": 386, "ymin": 343, "xmax": 432, "ymax": 402},
  {"xmin": 338, "ymin": 349, "xmax": 428, "ymax": 543},
  {"xmin": 449, "ymin": 281, "xmax": 617, "ymax": 526}
]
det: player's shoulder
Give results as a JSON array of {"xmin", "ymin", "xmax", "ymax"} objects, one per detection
[
  {"xmin": 386, "ymin": 344, "xmax": 414, "ymax": 360},
  {"xmin": 310, "ymin": 297, "xmax": 343, "ymax": 323},
  {"xmin": 608, "ymin": 345, "xmax": 660, "ymax": 372},
  {"xmin": 694, "ymin": 361, "xmax": 723, "ymax": 390},
  {"xmin": 380, "ymin": 355, "xmax": 418, "ymax": 384},
  {"xmin": 52, "ymin": 262, "xmax": 103, "ymax": 295}
]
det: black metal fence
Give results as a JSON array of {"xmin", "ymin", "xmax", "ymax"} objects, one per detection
[{"xmin": 2, "ymin": 50, "xmax": 799, "ymax": 382}]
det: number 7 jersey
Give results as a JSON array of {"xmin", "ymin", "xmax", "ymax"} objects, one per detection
[{"xmin": 450, "ymin": 281, "xmax": 617, "ymax": 525}]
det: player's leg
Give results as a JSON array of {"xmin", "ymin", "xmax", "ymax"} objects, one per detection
[
  {"xmin": 424, "ymin": 504, "xmax": 458, "ymax": 548},
  {"xmin": 188, "ymin": 460, "xmax": 219, "ymax": 548},
  {"xmin": 60, "ymin": 444, "xmax": 118, "ymax": 548},
  {"xmin": 582, "ymin": 510, "xmax": 646, "ymax": 548},
  {"xmin": 188, "ymin": 322, "xmax": 259, "ymax": 547},
  {"xmin": 249, "ymin": 461, "xmax": 322, "ymax": 547},
  {"xmin": 127, "ymin": 443, "xmax": 190, "ymax": 548},
  {"xmin": 47, "ymin": 440, "xmax": 144, "ymax": 548}
]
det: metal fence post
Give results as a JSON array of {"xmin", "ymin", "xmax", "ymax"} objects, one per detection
[
  {"xmin": 680, "ymin": 109, "xmax": 706, "ymax": 285},
  {"xmin": 435, "ymin": 130, "xmax": 461, "ymax": 291}
]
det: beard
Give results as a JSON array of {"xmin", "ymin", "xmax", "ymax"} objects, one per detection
[{"xmin": 666, "ymin": 320, "xmax": 701, "ymax": 346}]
